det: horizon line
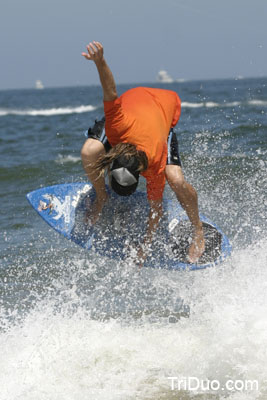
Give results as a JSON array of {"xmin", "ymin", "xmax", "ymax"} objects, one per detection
[{"xmin": 0, "ymin": 74, "xmax": 266, "ymax": 92}]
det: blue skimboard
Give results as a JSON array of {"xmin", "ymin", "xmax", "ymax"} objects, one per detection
[{"xmin": 26, "ymin": 183, "xmax": 231, "ymax": 270}]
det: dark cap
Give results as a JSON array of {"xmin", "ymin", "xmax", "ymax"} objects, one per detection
[{"xmin": 110, "ymin": 155, "xmax": 140, "ymax": 196}]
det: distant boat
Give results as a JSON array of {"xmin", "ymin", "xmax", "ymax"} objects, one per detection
[
  {"xmin": 35, "ymin": 80, "xmax": 44, "ymax": 90},
  {"xmin": 156, "ymin": 70, "xmax": 174, "ymax": 83}
]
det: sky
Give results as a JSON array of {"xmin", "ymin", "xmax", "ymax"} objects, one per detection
[{"xmin": 0, "ymin": 0, "xmax": 266, "ymax": 90}]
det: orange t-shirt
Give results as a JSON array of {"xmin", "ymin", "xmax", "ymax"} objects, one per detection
[{"xmin": 104, "ymin": 87, "xmax": 181, "ymax": 200}]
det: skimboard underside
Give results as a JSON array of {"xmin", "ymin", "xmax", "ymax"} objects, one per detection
[{"xmin": 26, "ymin": 183, "xmax": 232, "ymax": 270}]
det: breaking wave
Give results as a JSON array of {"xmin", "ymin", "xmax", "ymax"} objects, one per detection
[
  {"xmin": 182, "ymin": 99, "xmax": 267, "ymax": 108},
  {"xmin": 0, "ymin": 99, "xmax": 266, "ymax": 117},
  {"xmin": 55, "ymin": 154, "xmax": 81, "ymax": 164},
  {"xmin": 0, "ymin": 105, "xmax": 97, "ymax": 117}
]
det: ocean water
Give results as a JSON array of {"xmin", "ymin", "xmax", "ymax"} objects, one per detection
[{"xmin": 0, "ymin": 78, "xmax": 266, "ymax": 400}]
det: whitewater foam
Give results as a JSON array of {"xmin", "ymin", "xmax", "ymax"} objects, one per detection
[
  {"xmin": 248, "ymin": 100, "xmax": 267, "ymax": 106},
  {"xmin": 55, "ymin": 154, "xmax": 81, "ymax": 164},
  {"xmin": 0, "ymin": 104, "xmax": 96, "ymax": 117},
  {"xmin": 0, "ymin": 99, "xmax": 266, "ymax": 117},
  {"xmin": 181, "ymin": 99, "xmax": 267, "ymax": 109},
  {"xmin": 1, "ymin": 239, "xmax": 266, "ymax": 400}
]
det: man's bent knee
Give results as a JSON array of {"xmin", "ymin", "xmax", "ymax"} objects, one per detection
[
  {"xmin": 165, "ymin": 165, "xmax": 186, "ymax": 191},
  {"xmin": 81, "ymin": 138, "xmax": 105, "ymax": 161}
]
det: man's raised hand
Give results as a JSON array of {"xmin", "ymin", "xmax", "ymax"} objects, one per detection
[{"xmin": 82, "ymin": 41, "xmax": 104, "ymax": 64}]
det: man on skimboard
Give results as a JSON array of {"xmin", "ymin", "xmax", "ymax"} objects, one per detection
[{"xmin": 81, "ymin": 41, "xmax": 204, "ymax": 264}]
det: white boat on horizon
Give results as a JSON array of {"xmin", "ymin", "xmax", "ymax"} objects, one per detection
[
  {"xmin": 156, "ymin": 70, "xmax": 174, "ymax": 83},
  {"xmin": 35, "ymin": 80, "xmax": 44, "ymax": 90}
]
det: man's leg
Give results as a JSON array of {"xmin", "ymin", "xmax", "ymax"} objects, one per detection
[
  {"xmin": 165, "ymin": 165, "xmax": 205, "ymax": 263},
  {"xmin": 81, "ymin": 138, "xmax": 108, "ymax": 223}
]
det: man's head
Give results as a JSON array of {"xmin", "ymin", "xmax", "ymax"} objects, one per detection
[
  {"xmin": 94, "ymin": 143, "xmax": 148, "ymax": 196},
  {"xmin": 110, "ymin": 153, "xmax": 140, "ymax": 196}
]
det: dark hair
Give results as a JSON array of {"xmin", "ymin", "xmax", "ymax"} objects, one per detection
[{"xmin": 94, "ymin": 143, "xmax": 148, "ymax": 178}]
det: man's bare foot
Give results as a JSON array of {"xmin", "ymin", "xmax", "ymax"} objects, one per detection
[
  {"xmin": 188, "ymin": 223, "xmax": 205, "ymax": 263},
  {"xmin": 85, "ymin": 193, "xmax": 108, "ymax": 225}
]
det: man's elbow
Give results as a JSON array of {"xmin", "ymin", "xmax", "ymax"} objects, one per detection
[{"xmin": 103, "ymin": 89, "xmax": 117, "ymax": 102}]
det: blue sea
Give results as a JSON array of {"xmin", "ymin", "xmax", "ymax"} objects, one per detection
[{"xmin": 0, "ymin": 78, "xmax": 266, "ymax": 399}]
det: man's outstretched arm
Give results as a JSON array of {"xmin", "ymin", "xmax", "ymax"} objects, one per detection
[{"xmin": 82, "ymin": 41, "xmax": 117, "ymax": 102}]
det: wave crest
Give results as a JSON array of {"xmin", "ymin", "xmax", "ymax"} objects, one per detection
[
  {"xmin": 0, "ymin": 104, "xmax": 96, "ymax": 117},
  {"xmin": 182, "ymin": 99, "xmax": 267, "ymax": 108}
]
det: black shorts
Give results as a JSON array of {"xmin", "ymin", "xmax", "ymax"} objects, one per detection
[
  {"xmin": 166, "ymin": 128, "xmax": 182, "ymax": 167},
  {"xmin": 87, "ymin": 117, "xmax": 111, "ymax": 152},
  {"xmin": 87, "ymin": 118, "xmax": 182, "ymax": 167}
]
